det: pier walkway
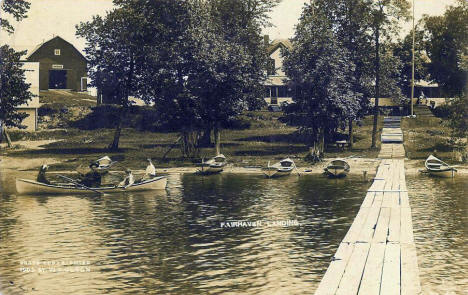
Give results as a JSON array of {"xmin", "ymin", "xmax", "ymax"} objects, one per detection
[{"xmin": 315, "ymin": 117, "xmax": 421, "ymax": 294}]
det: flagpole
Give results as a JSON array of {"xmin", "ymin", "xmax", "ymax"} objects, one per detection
[{"xmin": 410, "ymin": 0, "xmax": 415, "ymax": 116}]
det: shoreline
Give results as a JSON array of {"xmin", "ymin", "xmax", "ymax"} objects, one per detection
[{"xmin": 2, "ymin": 156, "xmax": 467, "ymax": 175}]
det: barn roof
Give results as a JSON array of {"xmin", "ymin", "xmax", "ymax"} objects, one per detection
[{"xmin": 26, "ymin": 35, "xmax": 87, "ymax": 61}]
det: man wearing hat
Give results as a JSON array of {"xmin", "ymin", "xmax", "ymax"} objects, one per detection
[
  {"xmin": 78, "ymin": 162, "xmax": 105, "ymax": 187},
  {"xmin": 37, "ymin": 164, "xmax": 51, "ymax": 184}
]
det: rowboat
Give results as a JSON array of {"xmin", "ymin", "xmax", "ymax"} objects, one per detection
[
  {"xmin": 424, "ymin": 155, "xmax": 457, "ymax": 178},
  {"xmin": 15, "ymin": 176, "xmax": 167, "ymax": 195},
  {"xmin": 324, "ymin": 159, "xmax": 350, "ymax": 178},
  {"xmin": 262, "ymin": 158, "xmax": 295, "ymax": 178},
  {"xmin": 196, "ymin": 154, "xmax": 227, "ymax": 174}
]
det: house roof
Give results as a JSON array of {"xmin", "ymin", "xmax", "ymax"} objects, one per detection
[
  {"xmin": 26, "ymin": 35, "xmax": 87, "ymax": 61},
  {"xmin": 266, "ymin": 39, "xmax": 293, "ymax": 55}
]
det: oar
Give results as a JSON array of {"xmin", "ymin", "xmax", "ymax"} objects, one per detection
[{"xmin": 58, "ymin": 175, "xmax": 104, "ymax": 195}]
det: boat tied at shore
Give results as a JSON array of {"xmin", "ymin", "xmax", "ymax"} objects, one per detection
[
  {"xmin": 196, "ymin": 154, "xmax": 227, "ymax": 174},
  {"xmin": 424, "ymin": 155, "xmax": 457, "ymax": 178},
  {"xmin": 324, "ymin": 159, "xmax": 350, "ymax": 178},
  {"xmin": 262, "ymin": 158, "xmax": 296, "ymax": 178}
]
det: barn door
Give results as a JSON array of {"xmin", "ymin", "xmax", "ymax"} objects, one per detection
[{"xmin": 49, "ymin": 70, "xmax": 67, "ymax": 89}]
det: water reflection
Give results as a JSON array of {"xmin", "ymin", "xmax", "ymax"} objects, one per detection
[
  {"xmin": 4, "ymin": 170, "xmax": 462, "ymax": 294},
  {"xmin": 407, "ymin": 175, "xmax": 467, "ymax": 294}
]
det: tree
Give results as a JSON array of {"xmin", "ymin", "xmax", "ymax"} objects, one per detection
[
  {"xmin": 283, "ymin": 4, "xmax": 361, "ymax": 160},
  {"xmin": 0, "ymin": 0, "xmax": 30, "ymax": 33},
  {"xmin": 422, "ymin": 0, "xmax": 467, "ymax": 96},
  {"xmin": 393, "ymin": 26, "xmax": 429, "ymax": 93},
  {"xmin": 76, "ymin": 7, "xmax": 149, "ymax": 151},
  {"xmin": 0, "ymin": 0, "xmax": 32, "ymax": 147},
  {"xmin": 367, "ymin": 0, "xmax": 410, "ymax": 148}
]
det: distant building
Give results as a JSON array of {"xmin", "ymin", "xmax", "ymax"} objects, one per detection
[
  {"xmin": 26, "ymin": 36, "xmax": 88, "ymax": 92},
  {"xmin": 9, "ymin": 62, "xmax": 40, "ymax": 131},
  {"xmin": 264, "ymin": 37, "xmax": 294, "ymax": 106}
]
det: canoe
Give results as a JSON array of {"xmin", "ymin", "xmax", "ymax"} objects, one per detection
[
  {"xmin": 324, "ymin": 159, "xmax": 350, "ymax": 178},
  {"xmin": 196, "ymin": 154, "xmax": 227, "ymax": 174},
  {"xmin": 15, "ymin": 176, "xmax": 167, "ymax": 195},
  {"xmin": 424, "ymin": 155, "xmax": 457, "ymax": 178},
  {"xmin": 262, "ymin": 158, "xmax": 295, "ymax": 178}
]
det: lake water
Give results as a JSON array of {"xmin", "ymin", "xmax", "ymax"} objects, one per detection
[{"xmin": 0, "ymin": 171, "xmax": 466, "ymax": 294}]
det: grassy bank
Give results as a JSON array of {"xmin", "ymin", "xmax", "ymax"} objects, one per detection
[
  {"xmin": 402, "ymin": 113, "xmax": 466, "ymax": 162},
  {"xmin": 3, "ymin": 109, "xmax": 382, "ymax": 171}
]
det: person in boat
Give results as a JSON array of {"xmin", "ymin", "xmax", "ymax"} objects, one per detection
[
  {"xmin": 143, "ymin": 158, "xmax": 156, "ymax": 180},
  {"xmin": 78, "ymin": 163, "xmax": 104, "ymax": 187},
  {"xmin": 37, "ymin": 164, "xmax": 51, "ymax": 184},
  {"xmin": 119, "ymin": 169, "xmax": 135, "ymax": 188}
]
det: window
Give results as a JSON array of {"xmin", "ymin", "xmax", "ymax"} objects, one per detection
[
  {"xmin": 52, "ymin": 64, "xmax": 64, "ymax": 69},
  {"xmin": 278, "ymin": 86, "xmax": 287, "ymax": 97},
  {"xmin": 54, "ymin": 49, "xmax": 61, "ymax": 55},
  {"xmin": 267, "ymin": 58, "xmax": 276, "ymax": 75}
]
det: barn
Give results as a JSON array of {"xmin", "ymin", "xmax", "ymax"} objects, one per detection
[{"xmin": 26, "ymin": 36, "xmax": 87, "ymax": 92}]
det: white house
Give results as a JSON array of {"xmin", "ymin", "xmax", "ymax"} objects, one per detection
[{"xmin": 264, "ymin": 37, "xmax": 294, "ymax": 106}]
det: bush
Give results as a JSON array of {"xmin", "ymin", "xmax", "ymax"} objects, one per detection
[
  {"xmin": 431, "ymin": 104, "xmax": 452, "ymax": 118},
  {"xmin": 38, "ymin": 103, "xmax": 67, "ymax": 116}
]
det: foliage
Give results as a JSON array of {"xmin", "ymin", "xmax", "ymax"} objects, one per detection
[
  {"xmin": 0, "ymin": 0, "xmax": 30, "ymax": 33},
  {"xmin": 76, "ymin": 5, "xmax": 153, "ymax": 150},
  {"xmin": 0, "ymin": 45, "xmax": 33, "ymax": 128},
  {"xmin": 282, "ymin": 5, "xmax": 361, "ymax": 151},
  {"xmin": 443, "ymin": 97, "xmax": 468, "ymax": 144},
  {"xmin": 422, "ymin": 0, "xmax": 468, "ymax": 96},
  {"xmin": 393, "ymin": 26, "xmax": 429, "ymax": 92}
]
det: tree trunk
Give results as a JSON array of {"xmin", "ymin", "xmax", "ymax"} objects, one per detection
[
  {"xmin": 108, "ymin": 112, "xmax": 122, "ymax": 151},
  {"xmin": 199, "ymin": 125, "xmax": 212, "ymax": 147},
  {"xmin": 3, "ymin": 129, "xmax": 12, "ymax": 148},
  {"xmin": 371, "ymin": 25, "xmax": 380, "ymax": 148},
  {"xmin": 348, "ymin": 119, "xmax": 354, "ymax": 148},
  {"xmin": 214, "ymin": 122, "xmax": 221, "ymax": 155},
  {"xmin": 181, "ymin": 129, "xmax": 199, "ymax": 158}
]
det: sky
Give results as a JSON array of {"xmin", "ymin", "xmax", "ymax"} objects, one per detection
[
  {"xmin": 264, "ymin": 0, "xmax": 459, "ymax": 40},
  {"xmin": 0, "ymin": 0, "xmax": 459, "ymax": 54}
]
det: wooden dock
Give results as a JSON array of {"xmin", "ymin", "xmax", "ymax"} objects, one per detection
[{"xmin": 315, "ymin": 118, "xmax": 421, "ymax": 294}]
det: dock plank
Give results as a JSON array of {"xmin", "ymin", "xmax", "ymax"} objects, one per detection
[
  {"xmin": 314, "ymin": 243, "xmax": 354, "ymax": 295},
  {"xmin": 401, "ymin": 243, "xmax": 422, "ymax": 295},
  {"xmin": 380, "ymin": 243, "xmax": 401, "ymax": 295},
  {"xmin": 335, "ymin": 243, "xmax": 371, "ymax": 295},
  {"xmin": 358, "ymin": 243, "xmax": 386, "ymax": 295},
  {"xmin": 387, "ymin": 207, "xmax": 401, "ymax": 242},
  {"xmin": 373, "ymin": 207, "xmax": 391, "ymax": 243}
]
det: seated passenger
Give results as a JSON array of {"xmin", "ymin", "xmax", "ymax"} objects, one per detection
[
  {"xmin": 79, "ymin": 163, "xmax": 103, "ymax": 187},
  {"xmin": 37, "ymin": 164, "xmax": 51, "ymax": 184},
  {"xmin": 144, "ymin": 158, "xmax": 156, "ymax": 180},
  {"xmin": 118, "ymin": 169, "xmax": 134, "ymax": 188}
]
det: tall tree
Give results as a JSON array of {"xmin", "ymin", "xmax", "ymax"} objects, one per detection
[
  {"xmin": 283, "ymin": 4, "xmax": 361, "ymax": 159},
  {"xmin": 422, "ymin": 0, "xmax": 467, "ymax": 96},
  {"xmin": 0, "ymin": 0, "xmax": 32, "ymax": 147},
  {"xmin": 76, "ymin": 7, "xmax": 148, "ymax": 151},
  {"xmin": 367, "ymin": 0, "xmax": 410, "ymax": 148},
  {"xmin": 393, "ymin": 26, "xmax": 429, "ymax": 93}
]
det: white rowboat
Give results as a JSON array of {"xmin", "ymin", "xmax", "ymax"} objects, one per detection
[
  {"xmin": 424, "ymin": 155, "xmax": 457, "ymax": 178},
  {"xmin": 16, "ymin": 176, "xmax": 167, "ymax": 195},
  {"xmin": 324, "ymin": 159, "xmax": 350, "ymax": 178},
  {"xmin": 262, "ymin": 158, "xmax": 295, "ymax": 178},
  {"xmin": 196, "ymin": 154, "xmax": 227, "ymax": 174}
]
